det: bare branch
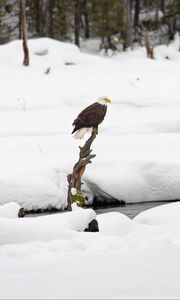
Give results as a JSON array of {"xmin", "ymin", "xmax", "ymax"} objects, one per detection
[{"xmin": 67, "ymin": 130, "xmax": 97, "ymax": 210}]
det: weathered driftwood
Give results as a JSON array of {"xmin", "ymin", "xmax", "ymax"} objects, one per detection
[{"xmin": 67, "ymin": 128, "xmax": 98, "ymax": 210}]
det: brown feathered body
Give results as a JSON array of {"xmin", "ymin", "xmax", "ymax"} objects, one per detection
[{"xmin": 72, "ymin": 102, "xmax": 107, "ymax": 139}]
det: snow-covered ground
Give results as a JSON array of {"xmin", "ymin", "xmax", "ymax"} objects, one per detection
[
  {"xmin": 1, "ymin": 38, "xmax": 180, "ymax": 209},
  {"xmin": 1, "ymin": 37, "xmax": 180, "ymax": 298},
  {"xmin": 1, "ymin": 201, "xmax": 180, "ymax": 299}
]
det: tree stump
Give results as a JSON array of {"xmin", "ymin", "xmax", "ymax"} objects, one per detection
[{"xmin": 67, "ymin": 128, "xmax": 98, "ymax": 210}]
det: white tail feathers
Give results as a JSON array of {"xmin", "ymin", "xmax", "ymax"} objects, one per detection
[{"xmin": 73, "ymin": 128, "xmax": 91, "ymax": 139}]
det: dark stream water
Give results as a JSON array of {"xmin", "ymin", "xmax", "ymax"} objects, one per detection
[
  {"xmin": 94, "ymin": 201, "xmax": 175, "ymax": 219},
  {"xmin": 26, "ymin": 200, "xmax": 179, "ymax": 219}
]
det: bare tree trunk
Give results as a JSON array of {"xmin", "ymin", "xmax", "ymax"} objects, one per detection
[
  {"xmin": 74, "ymin": 0, "xmax": 81, "ymax": 47},
  {"xmin": 82, "ymin": 0, "xmax": 90, "ymax": 39},
  {"xmin": 160, "ymin": 0, "xmax": 165, "ymax": 12},
  {"xmin": 40, "ymin": 0, "xmax": 49, "ymax": 37},
  {"xmin": 144, "ymin": 30, "xmax": 154, "ymax": 59},
  {"xmin": 123, "ymin": 0, "xmax": 132, "ymax": 50},
  {"xmin": 67, "ymin": 129, "xmax": 97, "ymax": 210},
  {"xmin": 134, "ymin": 0, "xmax": 140, "ymax": 28},
  {"xmin": 20, "ymin": 0, "xmax": 29, "ymax": 66},
  {"xmin": 19, "ymin": 0, "xmax": 22, "ymax": 39}
]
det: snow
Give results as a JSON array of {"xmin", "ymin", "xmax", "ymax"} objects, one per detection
[
  {"xmin": 0, "ymin": 207, "xmax": 96, "ymax": 245},
  {"xmin": 1, "ymin": 38, "xmax": 180, "ymax": 208},
  {"xmin": 1, "ymin": 201, "xmax": 180, "ymax": 298},
  {"xmin": 1, "ymin": 37, "xmax": 180, "ymax": 298},
  {"xmin": 0, "ymin": 166, "xmax": 68, "ymax": 210},
  {"xmin": 97, "ymin": 212, "xmax": 134, "ymax": 235},
  {"xmin": 134, "ymin": 201, "xmax": 180, "ymax": 225},
  {"xmin": 0, "ymin": 202, "xmax": 20, "ymax": 218}
]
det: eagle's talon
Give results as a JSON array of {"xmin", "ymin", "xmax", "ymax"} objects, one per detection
[{"xmin": 92, "ymin": 127, "xmax": 98, "ymax": 135}]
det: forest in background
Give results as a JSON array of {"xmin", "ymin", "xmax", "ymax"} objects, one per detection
[{"xmin": 0, "ymin": 0, "xmax": 180, "ymax": 52}]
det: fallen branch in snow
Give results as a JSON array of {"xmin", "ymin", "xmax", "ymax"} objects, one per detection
[
  {"xmin": 17, "ymin": 98, "xmax": 27, "ymax": 111},
  {"xmin": 67, "ymin": 129, "xmax": 97, "ymax": 210},
  {"xmin": 44, "ymin": 67, "xmax": 51, "ymax": 74}
]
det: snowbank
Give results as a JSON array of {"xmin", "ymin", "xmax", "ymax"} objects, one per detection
[
  {"xmin": 0, "ymin": 38, "xmax": 80, "ymax": 68},
  {"xmin": 85, "ymin": 159, "xmax": 180, "ymax": 203},
  {"xmin": 0, "ymin": 202, "xmax": 20, "ymax": 218},
  {"xmin": 0, "ymin": 168, "xmax": 68, "ymax": 211},
  {"xmin": 0, "ymin": 208, "xmax": 96, "ymax": 245},
  {"xmin": 134, "ymin": 201, "xmax": 180, "ymax": 225},
  {"xmin": 97, "ymin": 212, "xmax": 134, "ymax": 235},
  {"xmin": 1, "ymin": 202, "xmax": 180, "ymax": 299}
]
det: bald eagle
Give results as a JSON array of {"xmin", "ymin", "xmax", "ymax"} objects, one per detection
[{"xmin": 72, "ymin": 97, "xmax": 111, "ymax": 139}]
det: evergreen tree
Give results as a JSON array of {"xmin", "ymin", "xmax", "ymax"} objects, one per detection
[
  {"xmin": 1, "ymin": 0, "xmax": 180, "ymax": 53},
  {"xmin": 49, "ymin": 0, "xmax": 71, "ymax": 41},
  {"xmin": 91, "ymin": 0, "xmax": 124, "ymax": 52}
]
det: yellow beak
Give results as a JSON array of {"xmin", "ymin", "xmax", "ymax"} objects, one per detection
[{"xmin": 105, "ymin": 98, "xmax": 111, "ymax": 103}]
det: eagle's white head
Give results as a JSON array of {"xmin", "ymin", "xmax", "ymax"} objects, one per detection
[{"xmin": 97, "ymin": 96, "xmax": 112, "ymax": 105}]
